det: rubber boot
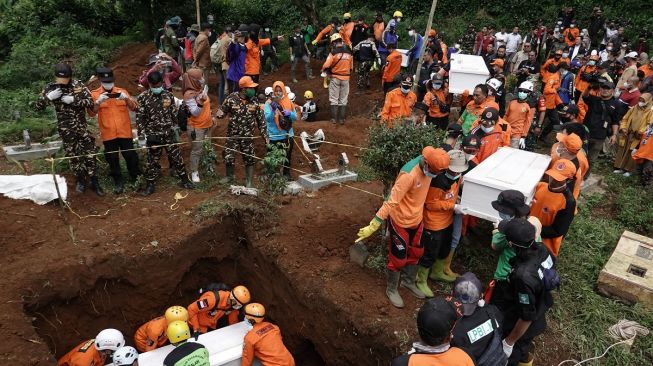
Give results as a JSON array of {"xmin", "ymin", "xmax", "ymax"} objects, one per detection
[
  {"xmin": 178, "ymin": 174, "xmax": 195, "ymax": 189},
  {"xmin": 429, "ymin": 258, "xmax": 456, "ymax": 282},
  {"xmin": 75, "ymin": 174, "xmax": 86, "ymax": 193},
  {"xmin": 245, "ymin": 165, "xmax": 254, "ymax": 188},
  {"xmin": 142, "ymin": 181, "xmax": 155, "ymax": 196},
  {"xmin": 112, "ymin": 178, "xmax": 124, "ymax": 195},
  {"xmin": 219, "ymin": 164, "xmax": 235, "ymax": 184},
  {"xmin": 442, "ymin": 249, "xmax": 460, "ymax": 278},
  {"xmin": 400, "ymin": 265, "xmax": 426, "ymax": 299},
  {"xmin": 338, "ymin": 105, "xmax": 346, "ymax": 125},
  {"xmin": 89, "ymin": 176, "xmax": 104, "ymax": 196},
  {"xmin": 330, "ymin": 105, "xmax": 338, "ymax": 124},
  {"xmin": 386, "ymin": 270, "xmax": 404, "ymax": 308},
  {"xmin": 415, "ymin": 266, "xmax": 434, "ymax": 298}
]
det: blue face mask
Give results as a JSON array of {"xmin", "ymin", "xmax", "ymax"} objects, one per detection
[
  {"xmin": 422, "ymin": 163, "xmax": 440, "ymax": 178},
  {"xmin": 499, "ymin": 212, "xmax": 514, "ymax": 221},
  {"xmin": 151, "ymin": 87, "xmax": 164, "ymax": 95},
  {"xmin": 445, "ymin": 172, "xmax": 461, "ymax": 180},
  {"xmin": 518, "ymin": 92, "xmax": 528, "ymax": 100}
]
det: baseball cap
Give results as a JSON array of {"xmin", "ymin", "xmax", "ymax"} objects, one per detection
[
  {"xmin": 453, "ymin": 272, "xmax": 483, "ymax": 316},
  {"xmin": 400, "ymin": 75, "xmax": 414, "ymax": 88},
  {"xmin": 96, "ymin": 67, "xmax": 114, "ymax": 83},
  {"xmin": 556, "ymin": 133, "xmax": 582, "ymax": 154},
  {"xmin": 462, "ymin": 134, "xmax": 481, "ymax": 150},
  {"xmin": 54, "ymin": 63, "xmax": 72, "ymax": 78},
  {"xmin": 239, "ymin": 76, "xmax": 258, "ymax": 88},
  {"xmin": 546, "ymin": 158, "xmax": 577, "ymax": 181},
  {"xmin": 480, "ymin": 107, "xmax": 499, "ymax": 123},
  {"xmin": 625, "ymin": 51, "xmax": 639, "ymax": 59},
  {"xmin": 491, "ymin": 59, "xmax": 505, "ymax": 68},
  {"xmin": 446, "ymin": 123, "xmax": 463, "ymax": 136},
  {"xmin": 422, "ymin": 146, "xmax": 450, "ymax": 172},
  {"xmin": 417, "ymin": 297, "xmax": 462, "ymax": 345},
  {"xmin": 499, "ymin": 218, "xmax": 536, "ymax": 248},
  {"xmin": 447, "ymin": 149, "xmax": 469, "ymax": 173},
  {"xmin": 559, "ymin": 104, "xmax": 579, "ymax": 116},
  {"xmin": 491, "ymin": 190, "xmax": 530, "ymax": 217}
]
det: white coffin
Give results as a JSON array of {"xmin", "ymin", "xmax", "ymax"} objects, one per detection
[
  {"xmin": 448, "ymin": 54, "xmax": 490, "ymax": 94},
  {"xmin": 138, "ymin": 321, "xmax": 262, "ymax": 366},
  {"xmin": 396, "ymin": 48, "xmax": 410, "ymax": 67},
  {"xmin": 460, "ymin": 147, "xmax": 551, "ymax": 222}
]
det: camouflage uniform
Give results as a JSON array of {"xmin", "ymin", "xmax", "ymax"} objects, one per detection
[
  {"xmin": 459, "ymin": 30, "xmax": 476, "ymax": 54},
  {"xmin": 162, "ymin": 27, "xmax": 180, "ymax": 59},
  {"xmin": 35, "ymin": 80, "xmax": 97, "ymax": 177},
  {"xmin": 136, "ymin": 90, "xmax": 187, "ymax": 181},
  {"xmin": 221, "ymin": 92, "xmax": 267, "ymax": 166}
]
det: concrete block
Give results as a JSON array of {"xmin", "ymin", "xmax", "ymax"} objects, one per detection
[
  {"xmin": 597, "ymin": 231, "xmax": 653, "ymax": 307},
  {"xmin": 296, "ymin": 169, "xmax": 358, "ymax": 191},
  {"xmin": 2, "ymin": 141, "xmax": 62, "ymax": 162},
  {"xmin": 283, "ymin": 181, "xmax": 304, "ymax": 195}
]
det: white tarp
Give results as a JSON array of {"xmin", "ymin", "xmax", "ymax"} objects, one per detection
[{"xmin": 0, "ymin": 174, "xmax": 67, "ymax": 205}]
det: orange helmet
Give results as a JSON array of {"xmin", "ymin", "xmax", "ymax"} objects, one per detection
[
  {"xmin": 165, "ymin": 306, "xmax": 189, "ymax": 324},
  {"xmin": 244, "ymin": 303, "xmax": 266, "ymax": 323},
  {"xmin": 428, "ymin": 29, "xmax": 437, "ymax": 37},
  {"xmin": 231, "ymin": 285, "xmax": 251, "ymax": 308}
]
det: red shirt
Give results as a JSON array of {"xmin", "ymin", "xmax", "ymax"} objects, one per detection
[{"xmin": 619, "ymin": 89, "xmax": 641, "ymax": 107}]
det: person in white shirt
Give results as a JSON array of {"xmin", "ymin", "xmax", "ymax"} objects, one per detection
[
  {"xmin": 505, "ymin": 27, "xmax": 522, "ymax": 61},
  {"xmin": 495, "ymin": 26, "xmax": 508, "ymax": 50},
  {"xmin": 599, "ymin": 41, "xmax": 616, "ymax": 62},
  {"xmin": 568, "ymin": 37, "xmax": 586, "ymax": 61}
]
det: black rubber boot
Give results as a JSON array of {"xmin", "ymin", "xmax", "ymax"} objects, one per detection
[
  {"xmin": 219, "ymin": 164, "xmax": 235, "ymax": 184},
  {"xmin": 89, "ymin": 176, "xmax": 105, "ymax": 196},
  {"xmin": 338, "ymin": 105, "xmax": 347, "ymax": 125},
  {"xmin": 112, "ymin": 178, "xmax": 124, "ymax": 195},
  {"xmin": 75, "ymin": 174, "xmax": 86, "ymax": 193},
  {"xmin": 330, "ymin": 105, "xmax": 338, "ymax": 124},
  {"xmin": 179, "ymin": 174, "xmax": 195, "ymax": 189},
  {"xmin": 245, "ymin": 165, "xmax": 255, "ymax": 188},
  {"xmin": 142, "ymin": 181, "xmax": 155, "ymax": 196}
]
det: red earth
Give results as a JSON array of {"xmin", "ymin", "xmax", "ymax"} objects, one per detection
[{"xmin": 0, "ymin": 43, "xmax": 572, "ymax": 365}]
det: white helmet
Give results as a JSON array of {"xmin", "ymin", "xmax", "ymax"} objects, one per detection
[
  {"xmin": 264, "ymin": 87, "xmax": 273, "ymax": 96},
  {"xmin": 519, "ymin": 81, "xmax": 534, "ymax": 92},
  {"xmin": 486, "ymin": 78, "xmax": 502, "ymax": 91},
  {"xmin": 113, "ymin": 346, "xmax": 138, "ymax": 366},
  {"xmin": 288, "ymin": 92, "xmax": 296, "ymax": 102},
  {"xmin": 95, "ymin": 329, "xmax": 125, "ymax": 351},
  {"xmin": 285, "ymin": 86, "xmax": 291, "ymax": 94}
]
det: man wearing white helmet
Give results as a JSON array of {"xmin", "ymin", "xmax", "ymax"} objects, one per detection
[
  {"xmin": 113, "ymin": 346, "xmax": 139, "ymax": 366},
  {"xmin": 58, "ymin": 328, "xmax": 125, "ymax": 366},
  {"xmin": 504, "ymin": 81, "xmax": 534, "ymax": 149}
]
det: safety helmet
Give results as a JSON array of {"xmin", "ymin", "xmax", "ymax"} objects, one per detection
[
  {"xmin": 244, "ymin": 303, "xmax": 266, "ymax": 323},
  {"xmin": 330, "ymin": 33, "xmax": 342, "ymax": 43},
  {"xmin": 393, "ymin": 11, "xmax": 403, "ymax": 18},
  {"xmin": 231, "ymin": 285, "xmax": 251, "ymax": 307},
  {"xmin": 167, "ymin": 320, "xmax": 190, "ymax": 344},
  {"xmin": 486, "ymin": 78, "xmax": 502, "ymax": 91},
  {"xmin": 519, "ymin": 81, "xmax": 534, "ymax": 92},
  {"xmin": 288, "ymin": 92, "xmax": 296, "ymax": 102},
  {"xmin": 264, "ymin": 87, "xmax": 273, "ymax": 96},
  {"xmin": 165, "ymin": 306, "xmax": 189, "ymax": 324},
  {"xmin": 343, "ymin": 12, "xmax": 352, "ymax": 19},
  {"xmin": 304, "ymin": 90, "xmax": 314, "ymax": 99},
  {"xmin": 113, "ymin": 346, "xmax": 138, "ymax": 366},
  {"xmin": 95, "ymin": 329, "xmax": 125, "ymax": 351}
]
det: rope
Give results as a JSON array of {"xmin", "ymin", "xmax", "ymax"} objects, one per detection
[{"xmin": 556, "ymin": 320, "xmax": 650, "ymax": 366}]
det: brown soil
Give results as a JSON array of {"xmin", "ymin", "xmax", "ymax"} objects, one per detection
[{"xmin": 0, "ymin": 43, "xmax": 573, "ymax": 365}]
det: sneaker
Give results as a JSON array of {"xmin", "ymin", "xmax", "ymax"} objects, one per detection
[
  {"xmin": 623, "ymin": 172, "xmax": 631, "ymax": 177},
  {"xmin": 191, "ymin": 171, "xmax": 200, "ymax": 183},
  {"xmin": 613, "ymin": 169, "xmax": 624, "ymax": 174}
]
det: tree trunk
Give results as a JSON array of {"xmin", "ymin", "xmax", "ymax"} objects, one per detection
[{"xmin": 290, "ymin": 0, "xmax": 319, "ymax": 23}]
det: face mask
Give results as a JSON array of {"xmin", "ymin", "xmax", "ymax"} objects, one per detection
[
  {"xmin": 423, "ymin": 165, "xmax": 439, "ymax": 178},
  {"xmin": 400, "ymin": 87, "xmax": 410, "ymax": 94},
  {"xmin": 561, "ymin": 70, "xmax": 568, "ymax": 76},
  {"xmin": 639, "ymin": 101, "xmax": 647, "ymax": 108},
  {"xmin": 623, "ymin": 82, "xmax": 630, "ymax": 89},
  {"xmin": 208, "ymin": 31, "xmax": 212, "ymax": 37},
  {"xmin": 199, "ymin": 78, "xmax": 206, "ymax": 86},
  {"xmin": 518, "ymin": 92, "xmax": 528, "ymax": 100},
  {"xmin": 570, "ymin": 25, "xmax": 576, "ymax": 28},
  {"xmin": 562, "ymin": 53, "xmax": 569, "ymax": 58},
  {"xmin": 151, "ymin": 87, "xmax": 164, "ymax": 94},
  {"xmin": 499, "ymin": 212, "xmax": 514, "ymax": 221},
  {"xmin": 396, "ymin": 18, "xmax": 401, "ymax": 23},
  {"xmin": 245, "ymin": 88, "xmax": 256, "ymax": 99},
  {"xmin": 607, "ymin": 47, "xmax": 613, "ymax": 51},
  {"xmin": 445, "ymin": 172, "xmax": 461, "ymax": 180},
  {"xmin": 408, "ymin": 30, "xmax": 415, "ymax": 36},
  {"xmin": 588, "ymin": 60, "xmax": 596, "ymax": 66},
  {"xmin": 434, "ymin": 84, "xmax": 442, "ymax": 90},
  {"xmin": 481, "ymin": 125, "xmax": 494, "ymax": 133},
  {"xmin": 265, "ymin": 28, "xmax": 270, "ymax": 32},
  {"xmin": 101, "ymin": 82, "xmax": 114, "ymax": 91},
  {"xmin": 548, "ymin": 181, "xmax": 567, "ymax": 193}
]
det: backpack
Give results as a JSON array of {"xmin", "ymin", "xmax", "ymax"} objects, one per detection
[{"xmin": 210, "ymin": 41, "xmax": 223, "ymax": 64}]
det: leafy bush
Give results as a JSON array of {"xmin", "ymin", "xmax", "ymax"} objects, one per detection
[
  {"xmin": 362, "ymin": 123, "xmax": 444, "ymax": 191},
  {"xmin": 259, "ymin": 143, "xmax": 289, "ymax": 194}
]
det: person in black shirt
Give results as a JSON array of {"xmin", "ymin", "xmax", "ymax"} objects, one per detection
[
  {"xmin": 450, "ymin": 272, "xmax": 507, "ymax": 366},
  {"xmin": 496, "ymin": 218, "xmax": 557, "ymax": 366},
  {"xmin": 515, "ymin": 52, "xmax": 540, "ymax": 86},
  {"xmin": 352, "ymin": 33, "xmax": 381, "ymax": 90},
  {"xmin": 581, "ymin": 80, "xmax": 619, "ymax": 166},
  {"xmin": 416, "ymin": 50, "xmax": 441, "ymax": 102},
  {"xmin": 350, "ymin": 16, "xmax": 369, "ymax": 48},
  {"xmin": 288, "ymin": 25, "xmax": 314, "ymax": 83}
]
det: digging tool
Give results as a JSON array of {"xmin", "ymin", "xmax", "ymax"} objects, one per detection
[{"xmin": 349, "ymin": 241, "xmax": 369, "ymax": 267}]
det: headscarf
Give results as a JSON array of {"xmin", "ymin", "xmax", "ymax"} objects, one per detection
[
  {"xmin": 182, "ymin": 68, "xmax": 204, "ymax": 100},
  {"xmin": 271, "ymin": 81, "xmax": 293, "ymax": 110}
]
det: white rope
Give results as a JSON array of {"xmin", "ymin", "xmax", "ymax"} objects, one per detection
[{"xmin": 557, "ymin": 319, "xmax": 649, "ymax": 366}]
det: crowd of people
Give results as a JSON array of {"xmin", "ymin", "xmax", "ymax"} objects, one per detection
[
  {"xmin": 36, "ymin": 5, "xmax": 653, "ymax": 366},
  {"xmin": 58, "ymin": 283, "xmax": 295, "ymax": 366}
]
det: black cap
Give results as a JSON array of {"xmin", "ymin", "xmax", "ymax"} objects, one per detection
[
  {"xmin": 54, "ymin": 63, "xmax": 72, "ymax": 78},
  {"xmin": 462, "ymin": 134, "xmax": 481, "ymax": 150},
  {"xmin": 413, "ymin": 102, "xmax": 428, "ymax": 113},
  {"xmin": 492, "ymin": 190, "xmax": 530, "ymax": 217},
  {"xmin": 96, "ymin": 67, "xmax": 114, "ymax": 83},
  {"xmin": 559, "ymin": 104, "xmax": 579, "ymax": 116},
  {"xmin": 446, "ymin": 123, "xmax": 463, "ymax": 135},
  {"xmin": 480, "ymin": 107, "xmax": 499, "ymax": 123},
  {"xmin": 417, "ymin": 297, "xmax": 462, "ymax": 345},
  {"xmin": 453, "ymin": 272, "xmax": 483, "ymax": 316},
  {"xmin": 499, "ymin": 218, "xmax": 536, "ymax": 248},
  {"xmin": 400, "ymin": 74, "xmax": 414, "ymax": 87}
]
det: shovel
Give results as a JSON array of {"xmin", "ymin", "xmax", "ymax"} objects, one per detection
[{"xmin": 349, "ymin": 241, "xmax": 370, "ymax": 267}]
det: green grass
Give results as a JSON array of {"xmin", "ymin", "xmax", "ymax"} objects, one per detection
[{"xmin": 0, "ymin": 117, "xmax": 57, "ymax": 144}]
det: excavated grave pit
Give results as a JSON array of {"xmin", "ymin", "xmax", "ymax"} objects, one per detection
[{"xmin": 22, "ymin": 214, "xmax": 394, "ymax": 365}]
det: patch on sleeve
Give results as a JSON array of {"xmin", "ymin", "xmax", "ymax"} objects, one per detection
[
  {"xmin": 197, "ymin": 299, "xmax": 209, "ymax": 309},
  {"xmin": 518, "ymin": 293, "xmax": 530, "ymax": 305},
  {"xmin": 78, "ymin": 339, "xmax": 95, "ymax": 353}
]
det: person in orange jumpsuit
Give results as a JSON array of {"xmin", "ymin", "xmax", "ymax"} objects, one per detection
[
  {"xmin": 382, "ymin": 43, "xmax": 402, "ymax": 93},
  {"xmin": 321, "ymin": 33, "xmax": 353, "ymax": 125},
  {"xmin": 529, "ymin": 159, "xmax": 577, "ymax": 257},
  {"xmin": 134, "ymin": 306, "xmax": 188, "ymax": 353},
  {"xmin": 574, "ymin": 54, "xmax": 599, "ymax": 103},
  {"xmin": 540, "ymin": 49, "xmax": 566, "ymax": 84},
  {"xmin": 550, "ymin": 132, "xmax": 588, "ymax": 200},
  {"xmin": 381, "ymin": 76, "xmax": 417, "ymax": 127},
  {"xmin": 423, "ymin": 74, "xmax": 450, "ymax": 129},
  {"xmin": 457, "ymin": 84, "xmax": 499, "ymax": 135},
  {"xmin": 541, "ymin": 62, "xmax": 563, "ymax": 140},
  {"xmin": 245, "ymin": 25, "xmax": 283, "ymax": 83},
  {"xmin": 340, "ymin": 13, "xmax": 355, "ymax": 46},
  {"xmin": 562, "ymin": 23, "xmax": 580, "ymax": 47},
  {"xmin": 356, "ymin": 147, "xmax": 451, "ymax": 309},
  {"xmin": 632, "ymin": 123, "xmax": 653, "ymax": 186},
  {"xmin": 187, "ymin": 285, "xmax": 251, "ymax": 334},
  {"xmin": 468, "ymin": 107, "xmax": 506, "ymax": 168},
  {"xmin": 241, "ymin": 303, "xmax": 295, "ymax": 366},
  {"xmin": 504, "ymin": 81, "xmax": 534, "ymax": 149},
  {"xmin": 58, "ymin": 329, "xmax": 125, "ymax": 366},
  {"xmin": 312, "ymin": 17, "xmax": 340, "ymax": 45}
]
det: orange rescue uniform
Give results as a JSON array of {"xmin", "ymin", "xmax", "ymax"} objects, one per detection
[
  {"xmin": 242, "ymin": 322, "xmax": 295, "ymax": 366},
  {"xmin": 187, "ymin": 291, "xmax": 239, "ymax": 333},
  {"xmin": 381, "ymin": 88, "xmax": 417, "ymax": 126},
  {"xmin": 383, "ymin": 50, "xmax": 403, "ymax": 84},
  {"xmin": 633, "ymin": 129, "xmax": 653, "ymax": 163},
  {"xmin": 57, "ymin": 339, "xmax": 105, "ymax": 366},
  {"xmin": 505, "ymin": 99, "xmax": 532, "ymax": 138},
  {"xmin": 341, "ymin": 22, "xmax": 355, "ymax": 46},
  {"xmin": 88, "ymin": 87, "xmax": 135, "ymax": 141},
  {"xmin": 322, "ymin": 50, "xmax": 353, "ymax": 81},
  {"xmin": 529, "ymin": 182, "xmax": 575, "ymax": 256},
  {"xmin": 471, "ymin": 124, "xmax": 505, "ymax": 166},
  {"xmin": 540, "ymin": 58, "xmax": 568, "ymax": 84},
  {"xmin": 639, "ymin": 65, "xmax": 653, "ymax": 80},
  {"xmin": 543, "ymin": 73, "xmax": 562, "ymax": 109},
  {"xmin": 134, "ymin": 316, "xmax": 168, "ymax": 352},
  {"xmin": 575, "ymin": 65, "xmax": 597, "ymax": 94},
  {"xmin": 188, "ymin": 99, "xmax": 213, "ymax": 129},
  {"xmin": 550, "ymin": 144, "xmax": 589, "ymax": 199},
  {"xmin": 424, "ymin": 86, "xmax": 450, "ymax": 118},
  {"xmin": 375, "ymin": 159, "xmax": 431, "ymax": 228},
  {"xmin": 393, "ymin": 347, "xmax": 475, "ymax": 366},
  {"xmin": 562, "ymin": 28, "xmax": 580, "ymax": 47},
  {"xmin": 373, "ymin": 22, "xmax": 385, "ymax": 42},
  {"xmin": 245, "ymin": 38, "xmax": 272, "ymax": 76},
  {"xmin": 423, "ymin": 179, "xmax": 460, "ymax": 231}
]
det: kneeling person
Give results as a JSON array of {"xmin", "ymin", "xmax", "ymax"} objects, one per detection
[{"xmin": 242, "ymin": 303, "xmax": 295, "ymax": 366}]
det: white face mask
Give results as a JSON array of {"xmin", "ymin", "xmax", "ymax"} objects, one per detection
[
  {"xmin": 101, "ymin": 82, "xmax": 114, "ymax": 91},
  {"xmin": 607, "ymin": 46, "xmax": 613, "ymax": 51},
  {"xmin": 639, "ymin": 101, "xmax": 647, "ymax": 108},
  {"xmin": 265, "ymin": 28, "xmax": 270, "ymax": 32},
  {"xmin": 408, "ymin": 30, "xmax": 415, "ymax": 36},
  {"xmin": 481, "ymin": 125, "xmax": 494, "ymax": 133}
]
